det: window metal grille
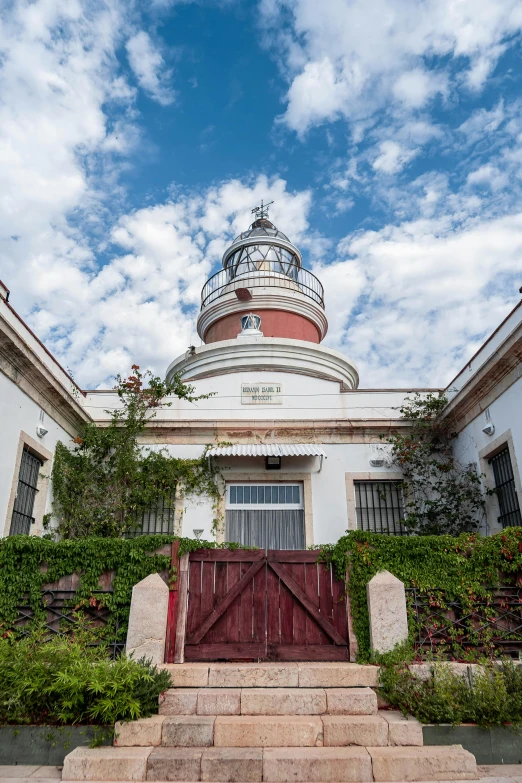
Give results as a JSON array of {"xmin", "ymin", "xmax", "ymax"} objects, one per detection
[
  {"xmin": 126, "ymin": 495, "xmax": 176, "ymax": 537},
  {"xmin": 354, "ymin": 480, "xmax": 407, "ymax": 535},
  {"xmin": 10, "ymin": 447, "xmax": 42, "ymax": 535},
  {"xmin": 489, "ymin": 448, "xmax": 522, "ymax": 528}
]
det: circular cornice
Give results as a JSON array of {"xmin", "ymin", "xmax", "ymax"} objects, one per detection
[
  {"xmin": 196, "ymin": 287, "xmax": 328, "ymax": 341},
  {"xmin": 166, "ymin": 337, "xmax": 359, "ymax": 390}
]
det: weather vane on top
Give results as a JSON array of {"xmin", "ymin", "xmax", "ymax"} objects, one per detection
[{"xmin": 251, "ymin": 199, "xmax": 274, "ymax": 220}]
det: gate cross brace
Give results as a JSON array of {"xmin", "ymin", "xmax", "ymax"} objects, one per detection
[
  {"xmin": 269, "ymin": 561, "xmax": 346, "ymax": 645},
  {"xmin": 186, "ymin": 559, "xmax": 265, "ymax": 644}
]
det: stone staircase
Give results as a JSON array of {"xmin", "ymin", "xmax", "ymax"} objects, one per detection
[{"xmin": 62, "ymin": 663, "xmax": 478, "ymax": 782}]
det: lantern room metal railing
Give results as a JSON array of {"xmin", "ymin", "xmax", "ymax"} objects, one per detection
[{"xmin": 201, "ymin": 261, "xmax": 325, "ymax": 309}]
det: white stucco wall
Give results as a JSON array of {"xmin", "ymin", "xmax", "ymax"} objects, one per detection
[
  {"xmin": 84, "ymin": 372, "xmax": 412, "ymax": 422},
  {"xmin": 0, "ymin": 371, "xmax": 73, "ymax": 536},
  {"xmin": 452, "ymin": 376, "xmax": 522, "ymax": 535}
]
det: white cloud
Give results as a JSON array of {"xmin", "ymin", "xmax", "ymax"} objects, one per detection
[
  {"xmin": 126, "ymin": 31, "xmax": 174, "ymax": 106},
  {"xmin": 26, "ymin": 176, "xmax": 312, "ymax": 387},
  {"xmin": 320, "ymin": 210, "xmax": 522, "ymax": 386},
  {"xmin": 260, "ymin": 0, "xmax": 522, "ymax": 135},
  {"xmin": 372, "ymin": 140, "xmax": 417, "ymax": 174},
  {"xmin": 392, "ymin": 68, "xmax": 445, "ymax": 108}
]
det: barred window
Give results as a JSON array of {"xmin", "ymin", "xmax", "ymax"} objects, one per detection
[
  {"xmin": 354, "ymin": 481, "xmax": 407, "ymax": 535},
  {"xmin": 127, "ymin": 495, "xmax": 176, "ymax": 538},
  {"xmin": 489, "ymin": 448, "xmax": 522, "ymax": 528},
  {"xmin": 10, "ymin": 447, "xmax": 42, "ymax": 536}
]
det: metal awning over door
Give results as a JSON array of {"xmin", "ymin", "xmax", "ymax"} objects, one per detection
[{"xmin": 206, "ymin": 444, "xmax": 326, "ymax": 457}]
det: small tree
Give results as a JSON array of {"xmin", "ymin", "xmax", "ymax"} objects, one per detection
[
  {"xmin": 51, "ymin": 366, "xmax": 218, "ymax": 538},
  {"xmin": 385, "ymin": 392, "xmax": 489, "ymax": 536}
]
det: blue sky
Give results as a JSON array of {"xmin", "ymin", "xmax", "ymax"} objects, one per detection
[{"xmin": 1, "ymin": 0, "xmax": 522, "ymax": 388}]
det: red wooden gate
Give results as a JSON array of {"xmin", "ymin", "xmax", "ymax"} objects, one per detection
[{"xmin": 177, "ymin": 549, "xmax": 350, "ymax": 662}]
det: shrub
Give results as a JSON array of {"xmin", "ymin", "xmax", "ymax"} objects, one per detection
[
  {"xmin": 0, "ymin": 630, "xmax": 171, "ymax": 726},
  {"xmin": 379, "ymin": 660, "xmax": 522, "ymax": 729}
]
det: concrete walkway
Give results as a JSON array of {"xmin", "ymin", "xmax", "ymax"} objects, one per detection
[{"xmin": 0, "ymin": 764, "xmax": 521, "ymax": 782}]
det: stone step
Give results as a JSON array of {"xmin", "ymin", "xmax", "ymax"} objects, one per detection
[
  {"xmin": 369, "ymin": 745, "xmax": 478, "ymax": 782},
  {"xmin": 159, "ymin": 687, "xmax": 377, "ymax": 716},
  {"xmin": 115, "ymin": 711, "xmax": 421, "ymax": 749},
  {"xmin": 160, "ymin": 663, "xmax": 379, "ymax": 689},
  {"xmin": 62, "ymin": 743, "xmax": 477, "ymax": 782}
]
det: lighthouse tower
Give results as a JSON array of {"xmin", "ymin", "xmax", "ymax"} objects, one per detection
[{"xmin": 167, "ymin": 206, "xmax": 358, "ymax": 389}]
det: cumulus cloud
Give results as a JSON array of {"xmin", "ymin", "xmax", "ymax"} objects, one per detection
[
  {"xmin": 372, "ymin": 141, "xmax": 418, "ymax": 174},
  {"xmin": 319, "ymin": 210, "xmax": 522, "ymax": 387},
  {"xmin": 126, "ymin": 31, "xmax": 174, "ymax": 105},
  {"xmin": 26, "ymin": 176, "xmax": 312, "ymax": 387},
  {"xmin": 260, "ymin": 0, "xmax": 522, "ymax": 134}
]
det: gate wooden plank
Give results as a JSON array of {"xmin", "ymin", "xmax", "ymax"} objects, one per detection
[
  {"xmin": 186, "ymin": 559, "xmax": 265, "ymax": 644},
  {"xmin": 332, "ymin": 566, "xmax": 348, "ymax": 643},
  {"xmin": 269, "ymin": 561, "xmax": 346, "ymax": 645},
  {"xmin": 239, "ymin": 560, "xmax": 253, "ymax": 643},
  {"xmin": 252, "ymin": 564, "xmax": 266, "ymax": 648},
  {"xmin": 270, "ymin": 644, "xmax": 349, "ymax": 661},
  {"xmin": 174, "ymin": 553, "xmax": 189, "ymax": 664},
  {"xmin": 319, "ymin": 562, "xmax": 334, "ymax": 632},
  {"xmin": 185, "ymin": 642, "xmax": 266, "ymax": 660},
  {"xmin": 212, "ymin": 561, "xmax": 229, "ymax": 644},
  {"xmin": 227, "ymin": 561, "xmax": 241, "ymax": 644},
  {"xmin": 267, "ymin": 551, "xmax": 321, "ymax": 563},
  {"xmin": 200, "ymin": 560, "xmax": 215, "ymax": 644},
  {"xmin": 267, "ymin": 563, "xmax": 280, "ymax": 646},
  {"xmin": 186, "ymin": 558, "xmax": 202, "ymax": 640},
  {"xmin": 291, "ymin": 562, "xmax": 307, "ymax": 646},
  {"xmin": 304, "ymin": 562, "xmax": 326, "ymax": 645},
  {"xmin": 190, "ymin": 550, "xmax": 265, "ymax": 561},
  {"xmin": 165, "ymin": 540, "xmax": 180, "ymax": 663},
  {"xmin": 279, "ymin": 569, "xmax": 294, "ymax": 645}
]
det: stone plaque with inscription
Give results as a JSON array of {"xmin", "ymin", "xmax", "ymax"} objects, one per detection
[{"xmin": 241, "ymin": 382, "xmax": 283, "ymax": 405}]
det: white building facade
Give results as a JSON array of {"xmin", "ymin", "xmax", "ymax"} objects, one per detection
[{"xmin": 1, "ymin": 216, "xmax": 521, "ymax": 545}]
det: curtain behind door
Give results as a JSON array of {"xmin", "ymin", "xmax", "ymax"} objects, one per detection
[{"xmin": 226, "ymin": 509, "xmax": 305, "ymax": 550}]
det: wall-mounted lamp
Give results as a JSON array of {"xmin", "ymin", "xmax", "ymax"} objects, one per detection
[{"xmin": 266, "ymin": 456, "xmax": 281, "ymax": 471}]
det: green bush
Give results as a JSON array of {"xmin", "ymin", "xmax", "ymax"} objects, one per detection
[
  {"xmin": 380, "ymin": 660, "xmax": 522, "ymax": 729},
  {"xmin": 0, "ymin": 631, "xmax": 171, "ymax": 726}
]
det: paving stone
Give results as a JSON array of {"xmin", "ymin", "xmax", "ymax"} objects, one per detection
[
  {"xmin": 213, "ymin": 716, "xmax": 322, "ymax": 747},
  {"xmin": 29, "ymin": 767, "xmax": 62, "ymax": 779},
  {"xmin": 380, "ymin": 710, "xmax": 424, "ymax": 746},
  {"xmin": 0, "ymin": 768, "xmax": 41, "ymax": 778},
  {"xmin": 201, "ymin": 747, "xmax": 263, "ymax": 782},
  {"xmin": 262, "ymin": 746, "xmax": 373, "ymax": 782},
  {"xmin": 326, "ymin": 687, "xmax": 378, "ymax": 715},
  {"xmin": 198, "ymin": 688, "xmax": 241, "ymax": 715},
  {"xmin": 115, "ymin": 716, "xmax": 166, "ymax": 747},
  {"xmin": 160, "ymin": 664, "xmax": 210, "ymax": 688},
  {"xmin": 62, "ymin": 746, "xmax": 152, "ymax": 781},
  {"xmin": 162, "ymin": 716, "xmax": 215, "ymax": 747},
  {"xmin": 208, "ymin": 664, "xmax": 299, "ymax": 688},
  {"xmin": 159, "ymin": 689, "xmax": 199, "ymax": 715},
  {"xmin": 240, "ymin": 688, "xmax": 326, "ymax": 715},
  {"xmin": 369, "ymin": 744, "xmax": 478, "ymax": 781},
  {"xmin": 146, "ymin": 746, "xmax": 202, "ymax": 781},
  {"xmin": 298, "ymin": 663, "xmax": 380, "ymax": 688},
  {"xmin": 322, "ymin": 715, "xmax": 389, "ymax": 747}
]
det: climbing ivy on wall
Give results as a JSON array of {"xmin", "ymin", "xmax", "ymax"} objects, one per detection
[
  {"xmin": 0, "ymin": 534, "xmax": 225, "ymax": 642},
  {"xmin": 318, "ymin": 527, "xmax": 522, "ymax": 662},
  {"xmin": 383, "ymin": 392, "xmax": 490, "ymax": 536},
  {"xmin": 51, "ymin": 366, "xmax": 221, "ymax": 539}
]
